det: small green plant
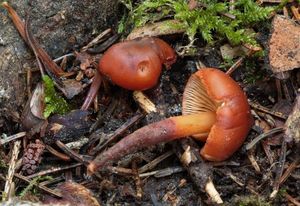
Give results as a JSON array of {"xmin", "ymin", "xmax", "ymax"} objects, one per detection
[
  {"xmin": 42, "ymin": 75, "xmax": 69, "ymax": 118},
  {"xmin": 219, "ymin": 56, "xmax": 235, "ymax": 70},
  {"xmin": 19, "ymin": 176, "xmax": 53, "ymax": 197},
  {"xmin": 243, "ymin": 57, "xmax": 265, "ymax": 84},
  {"xmin": 0, "ymin": 159, "xmax": 6, "ymax": 169},
  {"xmin": 229, "ymin": 195, "xmax": 271, "ymax": 206},
  {"xmin": 119, "ymin": 0, "xmax": 274, "ymax": 46}
]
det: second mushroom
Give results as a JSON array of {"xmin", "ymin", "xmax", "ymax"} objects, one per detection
[{"xmin": 88, "ymin": 68, "xmax": 253, "ymax": 173}]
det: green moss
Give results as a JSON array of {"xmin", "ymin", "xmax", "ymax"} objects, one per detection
[
  {"xmin": 228, "ymin": 195, "xmax": 271, "ymax": 206},
  {"xmin": 42, "ymin": 75, "xmax": 69, "ymax": 118},
  {"xmin": 120, "ymin": 0, "xmax": 275, "ymax": 46},
  {"xmin": 0, "ymin": 158, "xmax": 6, "ymax": 169},
  {"xmin": 220, "ymin": 55, "xmax": 235, "ymax": 70},
  {"xmin": 19, "ymin": 176, "xmax": 53, "ymax": 197}
]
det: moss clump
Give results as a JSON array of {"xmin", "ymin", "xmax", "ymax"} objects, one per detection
[
  {"xmin": 228, "ymin": 195, "xmax": 271, "ymax": 206},
  {"xmin": 19, "ymin": 176, "xmax": 53, "ymax": 197},
  {"xmin": 119, "ymin": 0, "xmax": 274, "ymax": 45},
  {"xmin": 42, "ymin": 75, "xmax": 69, "ymax": 118}
]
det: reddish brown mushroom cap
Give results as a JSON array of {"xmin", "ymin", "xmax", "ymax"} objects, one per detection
[
  {"xmin": 183, "ymin": 68, "xmax": 253, "ymax": 161},
  {"xmin": 98, "ymin": 37, "xmax": 176, "ymax": 91}
]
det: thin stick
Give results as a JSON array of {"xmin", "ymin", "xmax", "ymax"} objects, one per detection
[
  {"xmin": 91, "ymin": 113, "xmax": 144, "ymax": 154},
  {"xmin": 270, "ymin": 139, "xmax": 287, "ymax": 199},
  {"xmin": 65, "ymin": 138, "xmax": 89, "ymax": 150},
  {"xmin": 0, "ymin": 132, "xmax": 26, "ymax": 145},
  {"xmin": 53, "ymin": 53, "xmax": 74, "ymax": 63},
  {"xmin": 27, "ymin": 163, "xmax": 82, "ymax": 179},
  {"xmin": 279, "ymin": 157, "xmax": 300, "ymax": 185},
  {"xmin": 138, "ymin": 151, "xmax": 174, "ymax": 173},
  {"xmin": 249, "ymin": 101, "xmax": 288, "ymax": 119},
  {"xmin": 246, "ymin": 127, "xmax": 284, "ymax": 150},
  {"xmin": 81, "ymin": 70, "xmax": 102, "ymax": 110},
  {"xmin": 89, "ymin": 97, "xmax": 118, "ymax": 133},
  {"xmin": 132, "ymin": 160, "xmax": 143, "ymax": 199},
  {"xmin": 26, "ymin": 69, "xmax": 32, "ymax": 97},
  {"xmin": 162, "ymin": 179, "xmax": 187, "ymax": 202},
  {"xmin": 226, "ymin": 56, "xmax": 246, "ymax": 75},
  {"xmin": 14, "ymin": 173, "xmax": 62, "ymax": 198},
  {"xmin": 25, "ymin": 18, "xmax": 45, "ymax": 76},
  {"xmin": 45, "ymin": 145, "xmax": 70, "ymax": 161},
  {"xmin": 39, "ymin": 176, "xmax": 64, "ymax": 186},
  {"xmin": 81, "ymin": 28, "xmax": 112, "ymax": 51},
  {"xmin": 226, "ymin": 44, "xmax": 261, "ymax": 76},
  {"xmin": 87, "ymin": 34, "xmax": 119, "ymax": 54},
  {"xmin": 247, "ymin": 148, "xmax": 261, "ymax": 173},
  {"xmin": 139, "ymin": 166, "xmax": 184, "ymax": 178},
  {"xmin": 225, "ymin": 171, "xmax": 259, "ymax": 195},
  {"xmin": 3, "ymin": 140, "xmax": 21, "ymax": 201},
  {"xmin": 55, "ymin": 140, "xmax": 89, "ymax": 165},
  {"xmin": 107, "ymin": 166, "xmax": 134, "ymax": 175},
  {"xmin": 285, "ymin": 192, "xmax": 300, "ymax": 206}
]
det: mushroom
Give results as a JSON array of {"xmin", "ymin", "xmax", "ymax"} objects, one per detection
[
  {"xmin": 81, "ymin": 37, "xmax": 176, "ymax": 110},
  {"xmin": 88, "ymin": 68, "xmax": 253, "ymax": 173},
  {"xmin": 99, "ymin": 37, "xmax": 176, "ymax": 90}
]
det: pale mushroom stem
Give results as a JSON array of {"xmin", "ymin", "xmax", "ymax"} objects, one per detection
[{"xmin": 88, "ymin": 112, "xmax": 216, "ymax": 173}]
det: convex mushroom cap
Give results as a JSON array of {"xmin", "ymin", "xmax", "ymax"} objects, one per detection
[
  {"xmin": 98, "ymin": 37, "xmax": 176, "ymax": 90},
  {"xmin": 183, "ymin": 68, "xmax": 253, "ymax": 161}
]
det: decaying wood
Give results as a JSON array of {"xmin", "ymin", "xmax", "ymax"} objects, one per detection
[
  {"xmin": 43, "ymin": 110, "xmax": 92, "ymax": 145},
  {"xmin": 172, "ymin": 139, "xmax": 223, "ymax": 204},
  {"xmin": 133, "ymin": 91, "xmax": 157, "ymax": 113}
]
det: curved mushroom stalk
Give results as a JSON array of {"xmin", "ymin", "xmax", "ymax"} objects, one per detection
[
  {"xmin": 88, "ymin": 112, "xmax": 216, "ymax": 173},
  {"xmin": 88, "ymin": 68, "xmax": 253, "ymax": 174}
]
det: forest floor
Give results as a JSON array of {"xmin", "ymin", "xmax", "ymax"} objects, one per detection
[{"xmin": 0, "ymin": 1, "xmax": 299, "ymax": 206}]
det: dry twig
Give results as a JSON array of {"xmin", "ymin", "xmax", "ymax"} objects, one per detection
[
  {"xmin": 270, "ymin": 139, "xmax": 287, "ymax": 199},
  {"xmin": 0, "ymin": 132, "xmax": 26, "ymax": 145},
  {"xmin": 94, "ymin": 113, "xmax": 144, "ymax": 154},
  {"xmin": 81, "ymin": 28, "xmax": 112, "ymax": 51},
  {"xmin": 27, "ymin": 163, "xmax": 83, "ymax": 179},
  {"xmin": 133, "ymin": 91, "xmax": 157, "ymax": 113},
  {"xmin": 3, "ymin": 140, "xmax": 21, "ymax": 201},
  {"xmin": 55, "ymin": 140, "xmax": 90, "ymax": 165},
  {"xmin": 138, "ymin": 151, "xmax": 174, "ymax": 174},
  {"xmin": 246, "ymin": 127, "xmax": 284, "ymax": 150}
]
